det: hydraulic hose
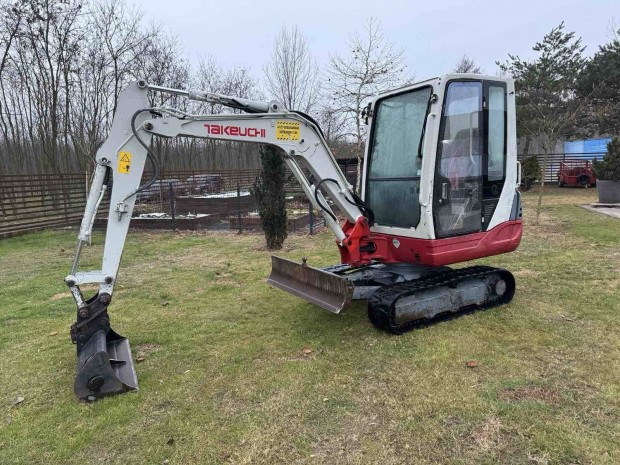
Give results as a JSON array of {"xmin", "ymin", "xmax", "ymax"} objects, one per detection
[
  {"xmin": 314, "ymin": 178, "xmax": 375, "ymax": 226},
  {"xmin": 121, "ymin": 109, "xmax": 161, "ymax": 202},
  {"xmin": 314, "ymin": 178, "xmax": 339, "ymax": 223}
]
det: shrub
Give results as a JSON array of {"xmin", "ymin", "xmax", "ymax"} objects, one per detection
[
  {"xmin": 251, "ymin": 145, "xmax": 287, "ymax": 249},
  {"xmin": 593, "ymin": 137, "xmax": 620, "ymax": 181},
  {"xmin": 521, "ymin": 156, "xmax": 541, "ymax": 191}
]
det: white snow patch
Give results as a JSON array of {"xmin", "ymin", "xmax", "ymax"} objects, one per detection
[
  {"xmin": 181, "ymin": 190, "xmax": 251, "ymax": 199},
  {"xmin": 135, "ymin": 213, "xmax": 210, "ymax": 219}
]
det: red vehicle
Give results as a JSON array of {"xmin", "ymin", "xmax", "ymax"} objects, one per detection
[{"xmin": 557, "ymin": 160, "xmax": 597, "ymax": 187}]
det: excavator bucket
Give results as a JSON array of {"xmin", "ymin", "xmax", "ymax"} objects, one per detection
[
  {"xmin": 268, "ymin": 256, "xmax": 354, "ymax": 313},
  {"xmin": 74, "ymin": 329, "xmax": 138, "ymax": 400},
  {"xmin": 72, "ymin": 294, "xmax": 138, "ymax": 401}
]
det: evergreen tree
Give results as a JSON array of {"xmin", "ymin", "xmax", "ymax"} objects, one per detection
[
  {"xmin": 593, "ymin": 137, "xmax": 620, "ymax": 181},
  {"xmin": 521, "ymin": 156, "xmax": 541, "ymax": 191},
  {"xmin": 252, "ymin": 145, "xmax": 287, "ymax": 249},
  {"xmin": 577, "ymin": 33, "xmax": 620, "ymax": 135},
  {"xmin": 498, "ymin": 22, "xmax": 587, "ymax": 224}
]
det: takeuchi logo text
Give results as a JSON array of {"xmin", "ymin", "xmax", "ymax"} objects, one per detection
[{"xmin": 204, "ymin": 124, "xmax": 266, "ymax": 138}]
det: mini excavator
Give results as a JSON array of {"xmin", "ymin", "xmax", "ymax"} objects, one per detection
[{"xmin": 65, "ymin": 75, "xmax": 523, "ymax": 400}]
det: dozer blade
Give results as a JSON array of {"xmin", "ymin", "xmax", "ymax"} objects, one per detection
[{"xmin": 268, "ymin": 256, "xmax": 354, "ymax": 313}]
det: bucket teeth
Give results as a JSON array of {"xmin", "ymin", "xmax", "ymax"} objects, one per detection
[{"xmin": 268, "ymin": 256, "xmax": 353, "ymax": 313}]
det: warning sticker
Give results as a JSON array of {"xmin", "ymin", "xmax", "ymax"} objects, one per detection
[
  {"xmin": 276, "ymin": 121, "xmax": 301, "ymax": 141},
  {"xmin": 118, "ymin": 152, "xmax": 132, "ymax": 174}
]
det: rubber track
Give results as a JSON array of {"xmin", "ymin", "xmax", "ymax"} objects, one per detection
[{"xmin": 368, "ymin": 265, "xmax": 515, "ymax": 335}]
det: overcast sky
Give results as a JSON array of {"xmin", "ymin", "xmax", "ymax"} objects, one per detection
[{"xmin": 130, "ymin": 0, "xmax": 617, "ymax": 82}]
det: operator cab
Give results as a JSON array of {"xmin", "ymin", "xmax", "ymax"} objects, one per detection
[{"xmin": 362, "ymin": 74, "xmax": 512, "ymax": 240}]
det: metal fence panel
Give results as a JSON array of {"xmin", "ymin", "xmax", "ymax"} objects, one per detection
[
  {"xmin": 518, "ymin": 152, "xmax": 605, "ymax": 183},
  {"xmin": 0, "ymin": 173, "xmax": 89, "ymax": 239}
]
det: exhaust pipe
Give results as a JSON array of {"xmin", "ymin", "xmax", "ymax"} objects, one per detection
[
  {"xmin": 268, "ymin": 256, "xmax": 354, "ymax": 313},
  {"xmin": 71, "ymin": 294, "xmax": 138, "ymax": 401}
]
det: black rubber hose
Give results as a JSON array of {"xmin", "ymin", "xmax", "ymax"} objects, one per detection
[
  {"xmin": 314, "ymin": 178, "xmax": 375, "ymax": 226},
  {"xmin": 291, "ymin": 110, "xmax": 325, "ymax": 139},
  {"xmin": 314, "ymin": 178, "xmax": 339, "ymax": 223},
  {"xmin": 346, "ymin": 191, "xmax": 375, "ymax": 226},
  {"xmin": 125, "ymin": 109, "xmax": 161, "ymax": 200}
]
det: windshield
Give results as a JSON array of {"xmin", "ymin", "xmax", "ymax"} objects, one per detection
[{"xmin": 365, "ymin": 86, "xmax": 432, "ymax": 228}]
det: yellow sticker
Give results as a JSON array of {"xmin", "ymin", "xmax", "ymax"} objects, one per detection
[
  {"xmin": 118, "ymin": 151, "xmax": 132, "ymax": 174},
  {"xmin": 276, "ymin": 121, "xmax": 301, "ymax": 141}
]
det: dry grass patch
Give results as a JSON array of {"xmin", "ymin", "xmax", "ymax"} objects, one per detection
[
  {"xmin": 498, "ymin": 386, "xmax": 562, "ymax": 405},
  {"xmin": 513, "ymin": 269, "xmax": 540, "ymax": 278},
  {"xmin": 49, "ymin": 292, "xmax": 71, "ymax": 301},
  {"xmin": 471, "ymin": 416, "xmax": 503, "ymax": 452}
]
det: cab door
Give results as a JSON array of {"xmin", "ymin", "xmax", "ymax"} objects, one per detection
[{"xmin": 433, "ymin": 81, "xmax": 483, "ymax": 238}]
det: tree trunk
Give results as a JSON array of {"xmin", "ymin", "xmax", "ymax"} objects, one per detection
[{"xmin": 534, "ymin": 146, "xmax": 551, "ymax": 225}]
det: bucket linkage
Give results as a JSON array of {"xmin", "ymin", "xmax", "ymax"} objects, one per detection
[{"xmin": 70, "ymin": 293, "xmax": 138, "ymax": 401}]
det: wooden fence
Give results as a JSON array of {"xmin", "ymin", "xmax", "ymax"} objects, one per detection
[
  {"xmin": 0, "ymin": 173, "xmax": 90, "ymax": 239},
  {"xmin": 0, "ymin": 168, "xmax": 312, "ymax": 239},
  {"xmin": 2, "ymin": 153, "xmax": 603, "ymax": 239}
]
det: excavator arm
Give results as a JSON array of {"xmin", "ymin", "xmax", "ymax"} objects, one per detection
[{"xmin": 67, "ymin": 80, "xmax": 371, "ymax": 400}]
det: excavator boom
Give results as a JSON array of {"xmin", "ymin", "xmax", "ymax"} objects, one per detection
[{"xmin": 66, "ymin": 80, "xmax": 370, "ymax": 400}]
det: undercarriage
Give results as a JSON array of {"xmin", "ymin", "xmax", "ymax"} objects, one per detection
[{"xmin": 269, "ymin": 257, "xmax": 515, "ymax": 335}]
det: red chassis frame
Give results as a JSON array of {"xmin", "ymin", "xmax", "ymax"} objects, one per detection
[{"xmin": 338, "ymin": 217, "xmax": 523, "ymax": 268}]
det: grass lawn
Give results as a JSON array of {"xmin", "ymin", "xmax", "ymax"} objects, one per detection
[{"xmin": 1, "ymin": 187, "xmax": 619, "ymax": 464}]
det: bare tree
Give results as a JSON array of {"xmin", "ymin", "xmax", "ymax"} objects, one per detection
[
  {"xmin": 65, "ymin": 0, "xmax": 165, "ymax": 171},
  {"xmin": 263, "ymin": 25, "xmax": 319, "ymax": 113},
  {"xmin": 0, "ymin": 1, "xmax": 24, "ymax": 78},
  {"xmin": 0, "ymin": 0, "xmax": 265, "ymax": 174},
  {"xmin": 453, "ymin": 54, "xmax": 483, "ymax": 74},
  {"xmin": 325, "ymin": 17, "xmax": 410, "ymax": 191},
  {"xmin": 608, "ymin": 17, "xmax": 619, "ymax": 40},
  {"xmin": 138, "ymin": 29, "xmax": 190, "ymax": 172},
  {"xmin": 190, "ymin": 56, "xmax": 263, "ymax": 170},
  {"xmin": 92, "ymin": 0, "xmax": 156, "ymax": 115},
  {"xmin": 1, "ymin": 0, "xmax": 86, "ymax": 172},
  {"xmin": 194, "ymin": 56, "xmax": 261, "ymax": 113},
  {"xmin": 316, "ymin": 103, "xmax": 348, "ymax": 145}
]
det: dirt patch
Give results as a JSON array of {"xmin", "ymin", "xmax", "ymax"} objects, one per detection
[
  {"xmin": 513, "ymin": 269, "xmax": 540, "ymax": 278},
  {"xmin": 471, "ymin": 416, "xmax": 502, "ymax": 452},
  {"xmin": 49, "ymin": 292, "xmax": 71, "ymax": 301},
  {"xmin": 136, "ymin": 343, "xmax": 160, "ymax": 352},
  {"xmin": 286, "ymin": 347, "xmax": 320, "ymax": 362},
  {"xmin": 523, "ymin": 214, "xmax": 565, "ymax": 241},
  {"xmin": 136, "ymin": 343, "xmax": 161, "ymax": 358},
  {"xmin": 608, "ymin": 278, "xmax": 620, "ymax": 290},
  {"xmin": 498, "ymin": 386, "xmax": 561, "ymax": 405},
  {"xmin": 214, "ymin": 389, "xmax": 247, "ymax": 417},
  {"xmin": 215, "ymin": 277, "xmax": 241, "ymax": 287}
]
